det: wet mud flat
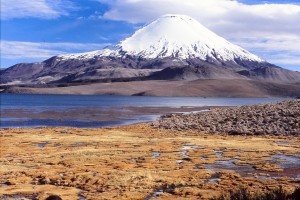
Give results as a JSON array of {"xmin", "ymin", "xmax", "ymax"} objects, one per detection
[
  {"xmin": 0, "ymin": 124, "xmax": 299, "ymax": 199},
  {"xmin": 0, "ymin": 106, "xmax": 216, "ymax": 128}
]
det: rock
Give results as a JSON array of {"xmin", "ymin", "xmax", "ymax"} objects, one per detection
[{"xmin": 152, "ymin": 100, "xmax": 300, "ymax": 136}]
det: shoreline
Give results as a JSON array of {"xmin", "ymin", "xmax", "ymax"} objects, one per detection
[
  {"xmin": 0, "ymin": 96, "xmax": 293, "ymax": 129},
  {"xmin": 0, "ymin": 106, "xmax": 221, "ymax": 129}
]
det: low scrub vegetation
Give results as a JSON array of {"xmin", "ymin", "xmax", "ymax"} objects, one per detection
[{"xmin": 218, "ymin": 187, "xmax": 300, "ymax": 200}]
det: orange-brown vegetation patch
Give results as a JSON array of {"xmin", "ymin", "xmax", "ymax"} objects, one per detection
[{"xmin": 0, "ymin": 124, "xmax": 299, "ymax": 199}]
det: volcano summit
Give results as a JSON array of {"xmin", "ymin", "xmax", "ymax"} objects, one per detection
[{"xmin": 1, "ymin": 15, "xmax": 300, "ymax": 97}]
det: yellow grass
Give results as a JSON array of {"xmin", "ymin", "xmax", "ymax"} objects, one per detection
[{"xmin": 0, "ymin": 124, "xmax": 299, "ymax": 199}]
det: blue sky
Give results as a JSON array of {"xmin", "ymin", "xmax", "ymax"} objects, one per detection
[{"xmin": 1, "ymin": 0, "xmax": 300, "ymax": 71}]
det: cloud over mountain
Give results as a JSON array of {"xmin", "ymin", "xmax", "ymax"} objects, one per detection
[
  {"xmin": 1, "ymin": 0, "xmax": 300, "ymax": 71},
  {"xmin": 98, "ymin": 0, "xmax": 300, "ymax": 70},
  {"xmin": 1, "ymin": 41, "xmax": 111, "ymax": 59}
]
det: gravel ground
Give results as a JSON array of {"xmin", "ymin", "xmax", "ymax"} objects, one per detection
[{"xmin": 152, "ymin": 100, "xmax": 300, "ymax": 136}]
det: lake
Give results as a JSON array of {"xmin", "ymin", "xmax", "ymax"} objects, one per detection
[{"xmin": 0, "ymin": 94, "xmax": 289, "ymax": 128}]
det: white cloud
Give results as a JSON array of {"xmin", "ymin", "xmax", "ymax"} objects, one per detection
[
  {"xmin": 269, "ymin": 55, "xmax": 300, "ymax": 65},
  {"xmin": 1, "ymin": 0, "xmax": 76, "ymax": 20},
  {"xmin": 229, "ymin": 35, "xmax": 300, "ymax": 71},
  {"xmin": 97, "ymin": 0, "xmax": 300, "ymax": 70},
  {"xmin": 1, "ymin": 41, "xmax": 111, "ymax": 59},
  {"xmin": 98, "ymin": 0, "xmax": 300, "ymax": 37},
  {"xmin": 232, "ymin": 35, "xmax": 300, "ymax": 54}
]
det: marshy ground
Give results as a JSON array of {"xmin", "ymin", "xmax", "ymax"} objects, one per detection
[{"xmin": 0, "ymin": 124, "xmax": 299, "ymax": 199}]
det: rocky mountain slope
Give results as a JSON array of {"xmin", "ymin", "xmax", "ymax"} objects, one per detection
[{"xmin": 1, "ymin": 15, "xmax": 300, "ymax": 97}]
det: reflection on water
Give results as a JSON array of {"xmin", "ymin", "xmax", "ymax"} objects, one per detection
[
  {"xmin": 0, "ymin": 116, "xmax": 159, "ymax": 128},
  {"xmin": 205, "ymin": 159, "xmax": 254, "ymax": 172},
  {"xmin": 271, "ymin": 154, "xmax": 300, "ymax": 169},
  {"xmin": 274, "ymin": 141, "xmax": 291, "ymax": 145},
  {"xmin": 203, "ymin": 150, "xmax": 300, "ymax": 180},
  {"xmin": 152, "ymin": 152, "xmax": 161, "ymax": 158},
  {"xmin": 0, "ymin": 94, "xmax": 289, "ymax": 128}
]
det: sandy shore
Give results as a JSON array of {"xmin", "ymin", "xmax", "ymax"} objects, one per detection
[{"xmin": 0, "ymin": 124, "xmax": 299, "ymax": 199}]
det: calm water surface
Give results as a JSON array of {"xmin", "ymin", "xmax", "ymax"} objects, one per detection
[{"xmin": 0, "ymin": 94, "xmax": 289, "ymax": 128}]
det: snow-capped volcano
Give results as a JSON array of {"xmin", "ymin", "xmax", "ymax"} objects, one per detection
[
  {"xmin": 119, "ymin": 14, "xmax": 263, "ymax": 61},
  {"xmin": 2, "ymin": 14, "xmax": 300, "ymax": 86},
  {"xmin": 58, "ymin": 14, "xmax": 263, "ymax": 63}
]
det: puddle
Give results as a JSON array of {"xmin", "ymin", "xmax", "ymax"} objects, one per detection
[
  {"xmin": 177, "ymin": 145, "xmax": 199, "ymax": 165},
  {"xmin": 245, "ymin": 174, "xmax": 278, "ymax": 180},
  {"xmin": 177, "ymin": 160, "xmax": 183, "ymax": 164},
  {"xmin": 274, "ymin": 141, "xmax": 291, "ymax": 145},
  {"xmin": 37, "ymin": 142, "xmax": 50, "ymax": 148},
  {"xmin": 179, "ymin": 145, "xmax": 199, "ymax": 158},
  {"xmin": 12, "ymin": 195, "xmax": 29, "ymax": 199},
  {"xmin": 181, "ymin": 145, "xmax": 199, "ymax": 150},
  {"xmin": 213, "ymin": 150, "xmax": 223, "ymax": 158},
  {"xmin": 205, "ymin": 159, "xmax": 254, "ymax": 172},
  {"xmin": 205, "ymin": 173, "xmax": 221, "ymax": 185},
  {"xmin": 206, "ymin": 178, "xmax": 221, "ymax": 184},
  {"xmin": 256, "ymin": 175, "xmax": 274, "ymax": 180},
  {"xmin": 151, "ymin": 152, "xmax": 161, "ymax": 158},
  {"xmin": 70, "ymin": 142, "xmax": 88, "ymax": 147},
  {"xmin": 0, "ymin": 183, "xmax": 8, "ymax": 187},
  {"xmin": 24, "ymin": 166, "xmax": 35, "ymax": 169},
  {"xmin": 205, "ymin": 160, "xmax": 287, "ymax": 180},
  {"xmin": 266, "ymin": 167, "xmax": 300, "ymax": 179},
  {"xmin": 179, "ymin": 151, "xmax": 189, "ymax": 159},
  {"xmin": 4, "ymin": 194, "xmax": 38, "ymax": 199},
  {"xmin": 79, "ymin": 195, "xmax": 86, "ymax": 200},
  {"xmin": 145, "ymin": 190, "xmax": 164, "ymax": 200},
  {"xmin": 204, "ymin": 153, "xmax": 300, "ymax": 179},
  {"xmin": 271, "ymin": 154, "xmax": 300, "ymax": 168}
]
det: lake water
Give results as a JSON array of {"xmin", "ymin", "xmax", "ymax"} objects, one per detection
[{"xmin": 0, "ymin": 94, "xmax": 289, "ymax": 128}]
